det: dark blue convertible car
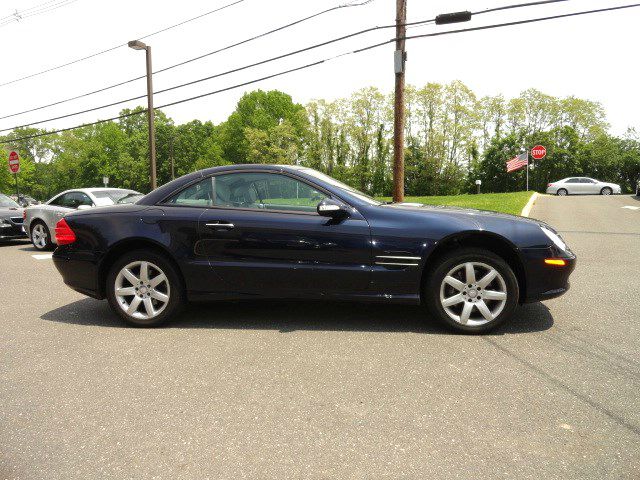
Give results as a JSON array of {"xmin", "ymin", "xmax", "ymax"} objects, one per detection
[{"xmin": 52, "ymin": 165, "xmax": 576, "ymax": 333}]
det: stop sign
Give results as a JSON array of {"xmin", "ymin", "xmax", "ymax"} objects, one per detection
[
  {"xmin": 8, "ymin": 151, "xmax": 20, "ymax": 174},
  {"xmin": 531, "ymin": 145, "xmax": 547, "ymax": 160}
]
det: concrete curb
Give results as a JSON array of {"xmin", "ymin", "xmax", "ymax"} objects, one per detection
[{"xmin": 521, "ymin": 192, "xmax": 539, "ymax": 217}]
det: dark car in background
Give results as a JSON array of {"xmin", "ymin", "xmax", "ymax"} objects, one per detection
[
  {"xmin": 0, "ymin": 193, "xmax": 27, "ymax": 242},
  {"xmin": 51, "ymin": 165, "xmax": 576, "ymax": 334}
]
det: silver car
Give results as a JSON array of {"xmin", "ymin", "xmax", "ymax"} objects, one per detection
[
  {"xmin": 546, "ymin": 177, "xmax": 622, "ymax": 196},
  {"xmin": 25, "ymin": 188, "xmax": 140, "ymax": 250}
]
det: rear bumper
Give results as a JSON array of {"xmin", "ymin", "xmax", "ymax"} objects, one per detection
[
  {"xmin": 521, "ymin": 247, "xmax": 576, "ymax": 303},
  {"xmin": 52, "ymin": 249, "xmax": 103, "ymax": 299}
]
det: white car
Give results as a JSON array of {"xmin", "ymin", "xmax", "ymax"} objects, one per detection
[
  {"xmin": 24, "ymin": 188, "xmax": 140, "ymax": 250},
  {"xmin": 546, "ymin": 177, "xmax": 622, "ymax": 196}
]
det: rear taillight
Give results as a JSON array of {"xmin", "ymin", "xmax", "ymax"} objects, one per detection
[
  {"xmin": 547, "ymin": 183, "xmax": 553, "ymax": 187},
  {"xmin": 22, "ymin": 209, "xmax": 26, "ymax": 220},
  {"xmin": 55, "ymin": 218, "xmax": 76, "ymax": 245}
]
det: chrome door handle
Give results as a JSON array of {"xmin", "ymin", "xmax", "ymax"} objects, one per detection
[{"xmin": 205, "ymin": 222, "xmax": 234, "ymax": 229}]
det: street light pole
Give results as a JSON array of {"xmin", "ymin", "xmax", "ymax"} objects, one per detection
[{"xmin": 128, "ymin": 40, "xmax": 157, "ymax": 191}]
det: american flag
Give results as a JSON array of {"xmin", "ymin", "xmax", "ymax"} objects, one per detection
[{"xmin": 506, "ymin": 152, "xmax": 528, "ymax": 173}]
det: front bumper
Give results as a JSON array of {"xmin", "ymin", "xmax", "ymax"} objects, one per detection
[
  {"xmin": 0, "ymin": 223, "xmax": 27, "ymax": 240},
  {"xmin": 521, "ymin": 247, "xmax": 576, "ymax": 303}
]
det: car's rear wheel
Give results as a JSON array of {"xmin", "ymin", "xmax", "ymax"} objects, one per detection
[
  {"xmin": 424, "ymin": 248, "xmax": 519, "ymax": 334},
  {"xmin": 600, "ymin": 187, "xmax": 612, "ymax": 196},
  {"xmin": 106, "ymin": 250, "xmax": 184, "ymax": 327},
  {"xmin": 31, "ymin": 221, "xmax": 53, "ymax": 250},
  {"xmin": 557, "ymin": 188, "xmax": 568, "ymax": 196}
]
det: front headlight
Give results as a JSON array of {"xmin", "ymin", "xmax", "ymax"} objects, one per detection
[{"xmin": 540, "ymin": 225, "xmax": 566, "ymax": 251}]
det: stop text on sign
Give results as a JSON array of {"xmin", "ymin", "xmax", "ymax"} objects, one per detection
[{"xmin": 531, "ymin": 145, "xmax": 547, "ymax": 160}]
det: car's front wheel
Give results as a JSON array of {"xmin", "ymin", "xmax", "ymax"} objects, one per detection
[
  {"xmin": 424, "ymin": 248, "xmax": 519, "ymax": 334},
  {"xmin": 106, "ymin": 250, "xmax": 184, "ymax": 327},
  {"xmin": 600, "ymin": 187, "xmax": 612, "ymax": 196}
]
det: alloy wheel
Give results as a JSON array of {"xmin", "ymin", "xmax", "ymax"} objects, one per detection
[
  {"xmin": 602, "ymin": 188, "xmax": 612, "ymax": 195},
  {"xmin": 114, "ymin": 261, "xmax": 170, "ymax": 320},
  {"xmin": 32, "ymin": 224, "xmax": 48, "ymax": 249},
  {"xmin": 439, "ymin": 262, "xmax": 508, "ymax": 327}
]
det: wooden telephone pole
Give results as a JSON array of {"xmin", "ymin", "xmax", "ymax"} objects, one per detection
[{"xmin": 392, "ymin": 0, "xmax": 407, "ymax": 203}]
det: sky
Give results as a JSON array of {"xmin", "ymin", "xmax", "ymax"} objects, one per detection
[{"xmin": 0, "ymin": 0, "xmax": 638, "ymax": 138}]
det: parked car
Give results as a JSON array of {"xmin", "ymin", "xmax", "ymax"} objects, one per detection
[
  {"xmin": 51, "ymin": 165, "xmax": 576, "ymax": 334},
  {"xmin": 0, "ymin": 193, "xmax": 27, "ymax": 242},
  {"xmin": 546, "ymin": 177, "xmax": 622, "ymax": 196},
  {"xmin": 25, "ymin": 188, "xmax": 140, "ymax": 250},
  {"xmin": 10, "ymin": 194, "xmax": 40, "ymax": 207},
  {"xmin": 636, "ymin": 177, "xmax": 640, "ymax": 197}
]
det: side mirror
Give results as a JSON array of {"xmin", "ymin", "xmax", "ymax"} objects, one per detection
[
  {"xmin": 317, "ymin": 198, "xmax": 349, "ymax": 218},
  {"xmin": 77, "ymin": 204, "xmax": 92, "ymax": 211}
]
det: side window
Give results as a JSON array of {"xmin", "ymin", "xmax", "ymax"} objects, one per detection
[
  {"xmin": 165, "ymin": 177, "xmax": 214, "ymax": 207},
  {"xmin": 49, "ymin": 194, "xmax": 67, "ymax": 206},
  {"xmin": 566, "ymin": 178, "xmax": 580, "ymax": 183},
  {"xmin": 74, "ymin": 192, "xmax": 93, "ymax": 207},
  {"xmin": 213, "ymin": 172, "xmax": 328, "ymax": 213},
  {"xmin": 60, "ymin": 192, "xmax": 93, "ymax": 208}
]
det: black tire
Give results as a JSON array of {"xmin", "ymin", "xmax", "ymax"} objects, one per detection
[
  {"xmin": 557, "ymin": 188, "xmax": 568, "ymax": 196},
  {"xmin": 600, "ymin": 187, "xmax": 612, "ymax": 196},
  {"xmin": 106, "ymin": 249, "xmax": 185, "ymax": 327},
  {"xmin": 30, "ymin": 220, "xmax": 54, "ymax": 250},
  {"xmin": 424, "ymin": 248, "xmax": 519, "ymax": 334}
]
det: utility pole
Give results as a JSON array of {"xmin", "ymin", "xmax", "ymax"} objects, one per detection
[
  {"xmin": 128, "ymin": 40, "xmax": 157, "ymax": 191},
  {"xmin": 170, "ymin": 135, "xmax": 175, "ymax": 180},
  {"xmin": 392, "ymin": 0, "xmax": 407, "ymax": 203}
]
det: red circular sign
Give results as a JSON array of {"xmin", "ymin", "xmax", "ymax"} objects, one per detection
[
  {"xmin": 531, "ymin": 145, "xmax": 547, "ymax": 160},
  {"xmin": 8, "ymin": 151, "xmax": 20, "ymax": 174},
  {"xmin": 8, "ymin": 151, "xmax": 20, "ymax": 173}
]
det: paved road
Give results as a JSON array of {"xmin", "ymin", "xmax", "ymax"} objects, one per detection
[{"xmin": 1, "ymin": 195, "xmax": 639, "ymax": 479}]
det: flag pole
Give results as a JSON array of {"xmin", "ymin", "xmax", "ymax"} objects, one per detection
[{"xmin": 525, "ymin": 149, "xmax": 529, "ymax": 192}]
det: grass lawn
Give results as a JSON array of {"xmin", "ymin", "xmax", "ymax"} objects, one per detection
[{"xmin": 377, "ymin": 191, "xmax": 534, "ymax": 216}]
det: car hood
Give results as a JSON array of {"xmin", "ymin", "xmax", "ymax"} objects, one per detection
[
  {"xmin": 0, "ymin": 206, "xmax": 23, "ymax": 218},
  {"xmin": 378, "ymin": 202, "xmax": 555, "ymax": 249},
  {"xmin": 384, "ymin": 202, "xmax": 541, "ymax": 226}
]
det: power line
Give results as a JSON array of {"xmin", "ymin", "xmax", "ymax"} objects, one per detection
[
  {"xmin": 0, "ymin": 0, "xmax": 67, "ymax": 21},
  {"xmin": 2, "ymin": 1, "xmax": 638, "ymax": 144},
  {"xmin": 0, "ymin": 0, "xmax": 247, "ymax": 87},
  {"xmin": 0, "ymin": 1, "xmax": 79, "ymax": 27},
  {"xmin": 0, "ymin": 0, "xmax": 570, "ymax": 123},
  {"xmin": 0, "ymin": 12, "xmax": 428, "ymax": 133},
  {"xmin": 0, "ymin": 0, "xmax": 375, "ymax": 122}
]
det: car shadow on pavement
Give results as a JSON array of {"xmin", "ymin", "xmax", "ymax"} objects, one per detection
[
  {"xmin": 41, "ymin": 298, "xmax": 554, "ymax": 335},
  {"xmin": 0, "ymin": 240, "xmax": 31, "ymax": 248}
]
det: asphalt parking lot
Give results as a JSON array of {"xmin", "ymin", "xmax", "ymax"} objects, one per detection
[{"xmin": 1, "ymin": 195, "xmax": 639, "ymax": 479}]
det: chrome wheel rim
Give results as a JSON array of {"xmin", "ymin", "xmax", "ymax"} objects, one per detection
[
  {"xmin": 439, "ymin": 262, "xmax": 507, "ymax": 327},
  {"xmin": 114, "ymin": 261, "xmax": 170, "ymax": 320},
  {"xmin": 558, "ymin": 190, "xmax": 567, "ymax": 196},
  {"xmin": 602, "ymin": 188, "xmax": 611, "ymax": 195},
  {"xmin": 32, "ymin": 224, "xmax": 47, "ymax": 249}
]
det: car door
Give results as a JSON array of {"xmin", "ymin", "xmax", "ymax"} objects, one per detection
[
  {"xmin": 583, "ymin": 178, "xmax": 600, "ymax": 194},
  {"xmin": 564, "ymin": 178, "xmax": 581, "ymax": 194},
  {"xmin": 44, "ymin": 192, "xmax": 81, "ymax": 232},
  {"xmin": 194, "ymin": 171, "xmax": 372, "ymax": 298}
]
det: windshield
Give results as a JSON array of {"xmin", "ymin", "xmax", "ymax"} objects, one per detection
[
  {"xmin": 0, "ymin": 194, "xmax": 20, "ymax": 208},
  {"xmin": 117, "ymin": 193, "xmax": 144, "ymax": 204},
  {"xmin": 92, "ymin": 189, "xmax": 139, "ymax": 205},
  {"xmin": 296, "ymin": 168, "xmax": 382, "ymax": 205}
]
